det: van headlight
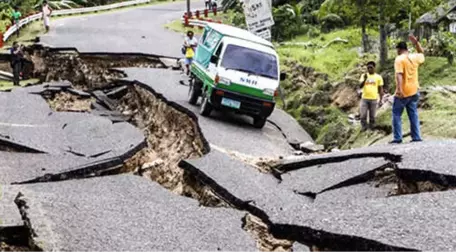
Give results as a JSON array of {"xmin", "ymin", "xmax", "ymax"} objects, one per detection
[
  {"xmin": 263, "ymin": 88, "xmax": 275, "ymax": 96},
  {"xmin": 219, "ymin": 77, "xmax": 231, "ymax": 85}
]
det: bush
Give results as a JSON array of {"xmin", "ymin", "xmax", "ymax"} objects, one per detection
[
  {"xmin": 426, "ymin": 31, "xmax": 456, "ymax": 65},
  {"xmin": 320, "ymin": 14, "xmax": 344, "ymax": 33}
]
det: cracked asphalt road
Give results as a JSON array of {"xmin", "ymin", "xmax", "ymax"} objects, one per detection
[{"xmin": 2, "ymin": 1, "xmax": 456, "ymax": 251}]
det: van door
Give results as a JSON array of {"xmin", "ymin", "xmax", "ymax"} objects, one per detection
[{"xmin": 208, "ymin": 42, "xmax": 223, "ymax": 75}]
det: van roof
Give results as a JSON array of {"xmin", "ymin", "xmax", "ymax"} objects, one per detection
[
  {"xmin": 222, "ymin": 36, "xmax": 278, "ymax": 57},
  {"xmin": 206, "ymin": 23, "xmax": 273, "ymax": 48}
]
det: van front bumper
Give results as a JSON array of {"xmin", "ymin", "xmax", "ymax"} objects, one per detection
[{"xmin": 209, "ymin": 88, "xmax": 275, "ymax": 117}]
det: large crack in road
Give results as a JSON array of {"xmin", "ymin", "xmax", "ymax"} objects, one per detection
[
  {"xmin": 3, "ymin": 45, "xmax": 456, "ymax": 251},
  {"xmin": 1, "ymin": 47, "xmax": 296, "ymax": 251}
]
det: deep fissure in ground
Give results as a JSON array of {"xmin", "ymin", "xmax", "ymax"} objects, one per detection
[
  {"xmin": 1, "ymin": 46, "xmax": 295, "ymax": 251},
  {"xmin": 2, "ymin": 46, "xmax": 449, "ymax": 251}
]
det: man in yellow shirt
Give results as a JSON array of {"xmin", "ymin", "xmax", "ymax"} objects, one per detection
[
  {"xmin": 359, "ymin": 61, "xmax": 384, "ymax": 131},
  {"xmin": 391, "ymin": 35, "xmax": 425, "ymax": 144}
]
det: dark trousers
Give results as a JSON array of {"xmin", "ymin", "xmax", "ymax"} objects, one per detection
[
  {"xmin": 392, "ymin": 93, "xmax": 422, "ymax": 141},
  {"xmin": 12, "ymin": 62, "xmax": 21, "ymax": 86},
  {"xmin": 360, "ymin": 99, "xmax": 377, "ymax": 129}
]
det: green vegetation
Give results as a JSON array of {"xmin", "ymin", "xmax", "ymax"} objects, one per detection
[
  {"xmin": 4, "ymin": 20, "xmax": 42, "ymax": 47},
  {"xmin": 419, "ymin": 57, "xmax": 456, "ymax": 87},
  {"xmin": 277, "ymin": 27, "xmax": 377, "ymax": 80},
  {"xmin": 0, "ymin": 78, "xmax": 39, "ymax": 91}
]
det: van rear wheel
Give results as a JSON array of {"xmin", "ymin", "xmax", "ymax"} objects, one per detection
[
  {"xmin": 253, "ymin": 116, "xmax": 267, "ymax": 129},
  {"xmin": 188, "ymin": 78, "xmax": 202, "ymax": 105},
  {"xmin": 200, "ymin": 95, "xmax": 213, "ymax": 117}
]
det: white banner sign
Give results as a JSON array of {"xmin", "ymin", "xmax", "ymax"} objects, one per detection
[
  {"xmin": 450, "ymin": 22, "xmax": 456, "ymax": 33},
  {"xmin": 242, "ymin": 0, "xmax": 274, "ymax": 31}
]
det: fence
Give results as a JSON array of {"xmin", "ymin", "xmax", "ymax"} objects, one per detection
[
  {"xmin": 181, "ymin": 7, "xmax": 223, "ymax": 28},
  {"xmin": 2, "ymin": 0, "xmax": 151, "ymax": 44}
]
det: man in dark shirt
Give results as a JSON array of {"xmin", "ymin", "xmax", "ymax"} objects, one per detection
[{"xmin": 11, "ymin": 42, "xmax": 23, "ymax": 86}]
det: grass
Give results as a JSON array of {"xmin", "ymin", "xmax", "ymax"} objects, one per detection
[
  {"xmin": 419, "ymin": 56, "xmax": 456, "ymax": 87},
  {"xmin": 4, "ymin": 21, "xmax": 43, "ymax": 48},
  {"xmin": 277, "ymin": 27, "xmax": 378, "ymax": 81},
  {"xmin": 343, "ymin": 90, "xmax": 456, "ymax": 149},
  {"xmin": 0, "ymin": 78, "xmax": 39, "ymax": 91}
]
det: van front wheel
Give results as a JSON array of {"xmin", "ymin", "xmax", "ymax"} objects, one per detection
[
  {"xmin": 188, "ymin": 78, "xmax": 202, "ymax": 105},
  {"xmin": 200, "ymin": 95, "xmax": 213, "ymax": 117},
  {"xmin": 253, "ymin": 116, "xmax": 267, "ymax": 129}
]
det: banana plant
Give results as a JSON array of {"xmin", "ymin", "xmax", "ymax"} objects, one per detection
[{"xmin": 34, "ymin": 0, "xmax": 86, "ymax": 9}]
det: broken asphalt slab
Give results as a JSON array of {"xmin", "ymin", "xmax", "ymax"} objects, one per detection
[
  {"xmin": 277, "ymin": 189, "xmax": 456, "ymax": 251},
  {"xmin": 278, "ymin": 157, "xmax": 391, "ymax": 200},
  {"xmin": 0, "ymin": 85, "xmax": 144, "ymax": 156},
  {"xmin": 0, "ymin": 152, "xmax": 102, "ymax": 184},
  {"xmin": 121, "ymin": 68, "xmax": 312, "ymax": 157},
  {"xmin": 8, "ymin": 174, "xmax": 257, "ymax": 251},
  {"xmin": 0, "ymin": 84, "xmax": 146, "ymax": 184},
  {"xmin": 179, "ymin": 149, "xmax": 313, "ymax": 224},
  {"xmin": 280, "ymin": 140, "xmax": 456, "ymax": 178}
]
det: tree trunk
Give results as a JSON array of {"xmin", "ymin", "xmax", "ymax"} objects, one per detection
[
  {"xmin": 379, "ymin": 1, "xmax": 388, "ymax": 69},
  {"xmin": 361, "ymin": 15, "xmax": 369, "ymax": 53}
]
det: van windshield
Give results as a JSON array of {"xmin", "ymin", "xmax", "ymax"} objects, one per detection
[{"xmin": 220, "ymin": 44, "xmax": 278, "ymax": 80}]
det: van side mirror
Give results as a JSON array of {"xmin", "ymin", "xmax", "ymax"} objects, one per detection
[
  {"xmin": 210, "ymin": 55, "xmax": 219, "ymax": 64},
  {"xmin": 280, "ymin": 72, "xmax": 287, "ymax": 81}
]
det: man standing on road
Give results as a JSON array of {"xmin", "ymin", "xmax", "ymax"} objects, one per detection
[
  {"xmin": 390, "ymin": 35, "xmax": 425, "ymax": 144},
  {"xmin": 359, "ymin": 61, "xmax": 384, "ymax": 131},
  {"xmin": 183, "ymin": 31, "xmax": 197, "ymax": 76},
  {"xmin": 10, "ymin": 42, "xmax": 24, "ymax": 86},
  {"xmin": 42, "ymin": 1, "xmax": 53, "ymax": 33},
  {"xmin": 11, "ymin": 7, "xmax": 21, "ymax": 37},
  {"xmin": 205, "ymin": 0, "xmax": 212, "ymax": 9}
]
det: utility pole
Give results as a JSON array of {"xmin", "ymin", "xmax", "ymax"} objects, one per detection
[
  {"xmin": 187, "ymin": 0, "xmax": 191, "ymax": 17},
  {"xmin": 408, "ymin": 0, "xmax": 412, "ymax": 31}
]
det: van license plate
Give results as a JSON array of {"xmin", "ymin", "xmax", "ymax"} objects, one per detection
[{"xmin": 221, "ymin": 98, "xmax": 241, "ymax": 109}]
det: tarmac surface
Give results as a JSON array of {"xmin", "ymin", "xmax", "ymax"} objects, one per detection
[
  {"xmin": 40, "ymin": 1, "xmax": 205, "ymax": 58},
  {"xmin": 8, "ymin": 175, "xmax": 257, "ymax": 251},
  {"xmin": 2, "ymin": 1, "xmax": 456, "ymax": 250},
  {"xmin": 122, "ymin": 68, "xmax": 310, "ymax": 157}
]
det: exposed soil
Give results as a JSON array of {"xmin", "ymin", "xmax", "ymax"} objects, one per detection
[
  {"xmin": 0, "ymin": 242, "xmax": 30, "ymax": 252},
  {"xmin": 117, "ymin": 85, "xmax": 205, "ymax": 189},
  {"xmin": 210, "ymin": 144, "xmax": 280, "ymax": 174},
  {"xmin": 24, "ymin": 46, "xmax": 166, "ymax": 90},
  {"xmin": 46, "ymin": 92, "xmax": 94, "ymax": 112},
  {"xmin": 243, "ymin": 214, "xmax": 294, "ymax": 252},
  {"xmin": 0, "ymin": 48, "xmax": 300, "ymax": 251}
]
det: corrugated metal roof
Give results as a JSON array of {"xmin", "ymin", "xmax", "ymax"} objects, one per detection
[{"xmin": 416, "ymin": 0, "xmax": 456, "ymax": 25}]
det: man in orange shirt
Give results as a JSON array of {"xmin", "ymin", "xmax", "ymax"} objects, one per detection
[{"xmin": 391, "ymin": 35, "xmax": 425, "ymax": 144}]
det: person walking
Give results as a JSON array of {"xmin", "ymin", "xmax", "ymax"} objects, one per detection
[
  {"xmin": 10, "ymin": 42, "xmax": 24, "ymax": 86},
  {"xmin": 183, "ymin": 31, "xmax": 197, "ymax": 76},
  {"xmin": 11, "ymin": 7, "xmax": 21, "ymax": 37},
  {"xmin": 42, "ymin": 1, "xmax": 53, "ymax": 33},
  {"xmin": 359, "ymin": 61, "xmax": 384, "ymax": 131},
  {"xmin": 390, "ymin": 35, "xmax": 425, "ymax": 144},
  {"xmin": 205, "ymin": 0, "xmax": 211, "ymax": 9}
]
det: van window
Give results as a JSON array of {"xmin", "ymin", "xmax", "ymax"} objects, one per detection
[
  {"xmin": 215, "ymin": 43, "xmax": 223, "ymax": 57},
  {"xmin": 203, "ymin": 30, "xmax": 222, "ymax": 51},
  {"xmin": 221, "ymin": 44, "xmax": 278, "ymax": 80}
]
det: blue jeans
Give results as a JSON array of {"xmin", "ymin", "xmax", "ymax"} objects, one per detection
[{"xmin": 392, "ymin": 93, "xmax": 422, "ymax": 141}]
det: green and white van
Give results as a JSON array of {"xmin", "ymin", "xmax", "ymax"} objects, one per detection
[{"xmin": 188, "ymin": 23, "xmax": 286, "ymax": 129}]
